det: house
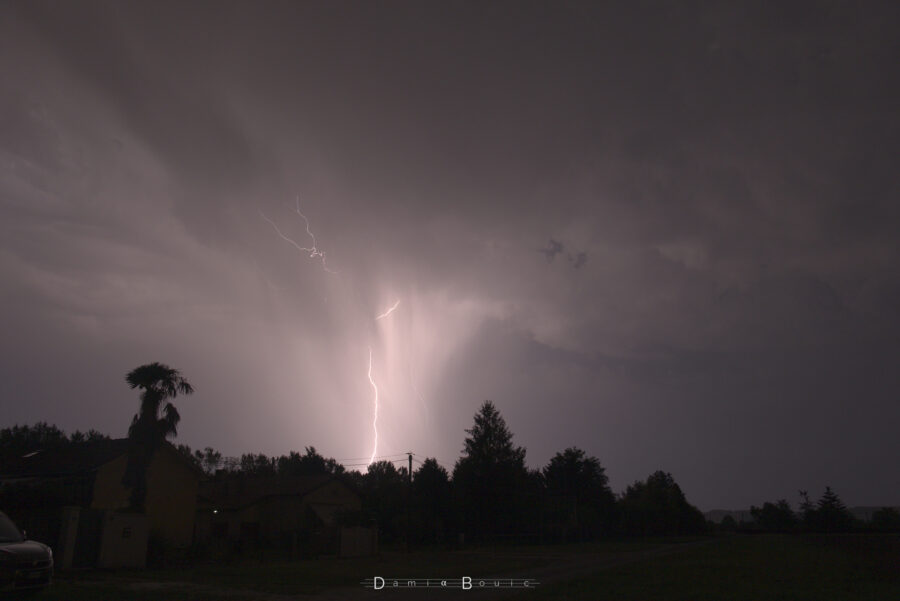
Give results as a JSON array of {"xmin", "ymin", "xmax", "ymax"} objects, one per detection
[
  {"xmin": 195, "ymin": 474, "xmax": 375, "ymax": 556},
  {"xmin": 0, "ymin": 439, "xmax": 202, "ymax": 549}
]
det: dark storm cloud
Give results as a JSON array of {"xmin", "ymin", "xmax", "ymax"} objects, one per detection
[
  {"xmin": 1, "ymin": 0, "xmax": 898, "ymax": 509},
  {"xmin": 540, "ymin": 239, "xmax": 564, "ymax": 262},
  {"xmin": 568, "ymin": 251, "xmax": 587, "ymax": 269},
  {"xmin": 538, "ymin": 240, "xmax": 586, "ymax": 269}
]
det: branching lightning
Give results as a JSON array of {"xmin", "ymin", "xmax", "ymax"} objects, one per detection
[
  {"xmin": 376, "ymin": 299, "xmax": 400, "ymax": 321},
  {"xmin": 367, "ymin": 301, "xmax": 399, "ymax": 465},
  {"xmin": 259, "ymin": 197, "xmax": 337, "ymax": 273},
  {"xmin": 262, "ymin": 197, "xmax": 417, "ymax": 471},
  {"xmin": 367, "ymin": 346, "xmax": 379, "ymax": 465}
]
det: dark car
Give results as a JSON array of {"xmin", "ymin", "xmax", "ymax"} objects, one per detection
[{"xmin": 0, "ymin": 511, "xmax": 53, "ymax": 595}]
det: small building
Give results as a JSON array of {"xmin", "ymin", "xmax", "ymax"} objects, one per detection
[
  {"xmin": 0, "ymin": 439, "xmax": 202, "ymax": 558},
  {"xmin": 196, "ymin": 474, "xmax": 375, "ymax": 556}
]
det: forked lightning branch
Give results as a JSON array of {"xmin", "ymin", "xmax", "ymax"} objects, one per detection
[{"xmin": 262, "ymin": 199, "xmax": 404, "ymax": 468}]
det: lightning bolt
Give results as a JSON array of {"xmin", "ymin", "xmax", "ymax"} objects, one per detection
[
  {"xmin": 259, "ymin": 197, "xmax": 337, "ymax": 273},
  {"xmin": 369, "ymin": 299, "xmax": 400, "ymax": 465},
  {"xmin": 367, "ymin": 346, "xmax": 379, "ymax": 466},
  {"xmin": 262, "ymin": 196, "xmax": 413, "ymax": 469},
  {"xmin": 376, "ymin": 299, "xmax": 400, "ymax": 321}
]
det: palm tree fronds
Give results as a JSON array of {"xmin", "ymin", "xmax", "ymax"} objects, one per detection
[{"xmin": 123, "ymin": 362, "xmax": 193, "ymax": 509}]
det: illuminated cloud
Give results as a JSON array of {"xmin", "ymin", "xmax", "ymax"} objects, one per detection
[{"xmin": 1, "ymin": 1, "xmax": 898, "ymax": 509}]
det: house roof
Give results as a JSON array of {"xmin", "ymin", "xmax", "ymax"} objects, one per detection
[
  {"xmin": 0, "ymin": 438, "xmax": 203, "ymax": 479},
  {"xmin": 199, "ymin": 474, "xmax": 357, "ymax": 511},
  {"xmin": 0, "ymin": 439, "xmax": 131, "ymax": 479}
]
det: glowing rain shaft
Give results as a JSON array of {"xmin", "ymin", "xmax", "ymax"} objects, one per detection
[
  {"xmin": 262, "ymin": 199, "xmax": 413, "ymax": 470},
  {"xmin": 368, "ymin": 299, "xmax": 400, "ymax": 464}
]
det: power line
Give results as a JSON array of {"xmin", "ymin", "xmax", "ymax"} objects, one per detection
[
  {"xmin": 339, "ymin": 457, "xmax": 410, "ymax": 468},
  {"xmin": 411, "ymin": 453, "xmax": 455, "ymax": 470},
  {"xmin": 337, "ymin": 452, "xmax": 456, "ymax": 472},
  {"xmin": 335, "ymin": 453, "xmax": 408, "ymax": 462}
]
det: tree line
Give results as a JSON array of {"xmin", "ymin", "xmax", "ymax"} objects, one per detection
[
  {"xmin": 175, "ymin": 400, "xmax": 708, "ymax": 543},
  {"xmin": 6, "ymin": 362, "xmax": 893, "ymax": 546},
  {"xmin": 714, "ymin": 488, "xmax": 900, "ymax": 534},
  {"xmin": 1, "ymin": 400, "xmax": 707, "ymax": 544}
]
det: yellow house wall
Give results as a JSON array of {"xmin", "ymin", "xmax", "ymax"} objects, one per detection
[
  {"xmin": 91, "ymin": 455, "xmax": 131, "ymax": 510},
  {"xmin": 144, "ymin": 446, "xmax": 199, "ymax": 546},
  {"xmin": 91, "ymin": 445, "xmax": 199, "ymax": 547}
]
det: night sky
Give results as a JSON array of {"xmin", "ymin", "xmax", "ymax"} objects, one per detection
[{"xmin": 2, "ymin": 1, "xmax": 898, "ymax": 511}]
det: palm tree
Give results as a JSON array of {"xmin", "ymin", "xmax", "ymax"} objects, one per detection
[{"xmin": 122, "ymin": 362, "xmax": 194, "ymax": 509}]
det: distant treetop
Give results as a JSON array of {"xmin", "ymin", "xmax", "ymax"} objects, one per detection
[{"xmin": 0, "ymin": 422, "xmax": 111, "ymax": 456}]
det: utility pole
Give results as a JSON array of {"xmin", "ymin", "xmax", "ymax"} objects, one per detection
[{"xmin": 406, "ymin": 451, "xmax": 412, "ymax": 553}]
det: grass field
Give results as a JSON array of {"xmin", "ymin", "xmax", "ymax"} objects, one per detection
[
  {"xmin": 40, "ymin": 544, "xmax": 560, "ymax": 600},
  {"xmin": 34, "ymin": 534, "xmax": 900, "ymax": 600},
  {"xmin": 509, "ymin": 534, "xmax": 900, "ymax": 601}
]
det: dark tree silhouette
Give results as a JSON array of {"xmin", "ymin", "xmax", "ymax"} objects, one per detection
[
  {"xmin": 196, "ymin": 447, "xmax": 223, "ymax": 475},
  {"xmin": 871, "ymin": 507, "xmax": 900, "ymax": 532},
  {"xmin": 544, "ymin": 447, "xmax": 617, "ymax": 539},
  {"xmin": 175, "ymin": 444, "xmax": 225, "ymax": 475},
  {"xmin": 798, "ymin": 489, "xmax": 815, "ymax": 529},
  {"xmin": 798, "ymin": 487, "xmax": 854, "ymax": 532},
  {"xmin": 412, "ymin": 458, "xmax": 452, "ymax": 543},
  {"xmin": 619, "ymin": 471, "xmax": 706, "ymax": 536},
  {"xmin": 750, "ymin": 499, "xmax": 797, "ymax": 532},
  {"xmin": 1, "ymin": 422, "xmax": 68, "ymax": 452},
  {"xmin": 277, "ymin": 446, "xmax": 345, "ymax": 477},
  {"xmin": 452, "ymin": 401, "xmax": 529, "ymax": 541},
  {"xmin": 122, "ymin": 362, "xmax": 194, "ymax": 509},
  {"xmin": 176, "ymin": 443, "xmax": 198, "ymax": 465},
  {"xmin": 125, "ymin": 363, "xmax": 193, "ymax": 440},
  {"xmin": 69, "ymin": 429, "xmax": 110, "ymax": 443},
  {"xmin": 0, "ymin": 423, "xmax": 109, "ymax": 455},
  {"xmin": 719, "ymin": 514, "xmax": 738, "ymax": 532},
  {"xmin": 239, "ymin": 453, "xmax": 277, "ymax": 476},
  {"xmin": 816, "ymin": 486, "xmax": 854, "ymax": 532},
  {"xmin": 362, "ymin": 460, "xmax": 407, "ymax": 542}
]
